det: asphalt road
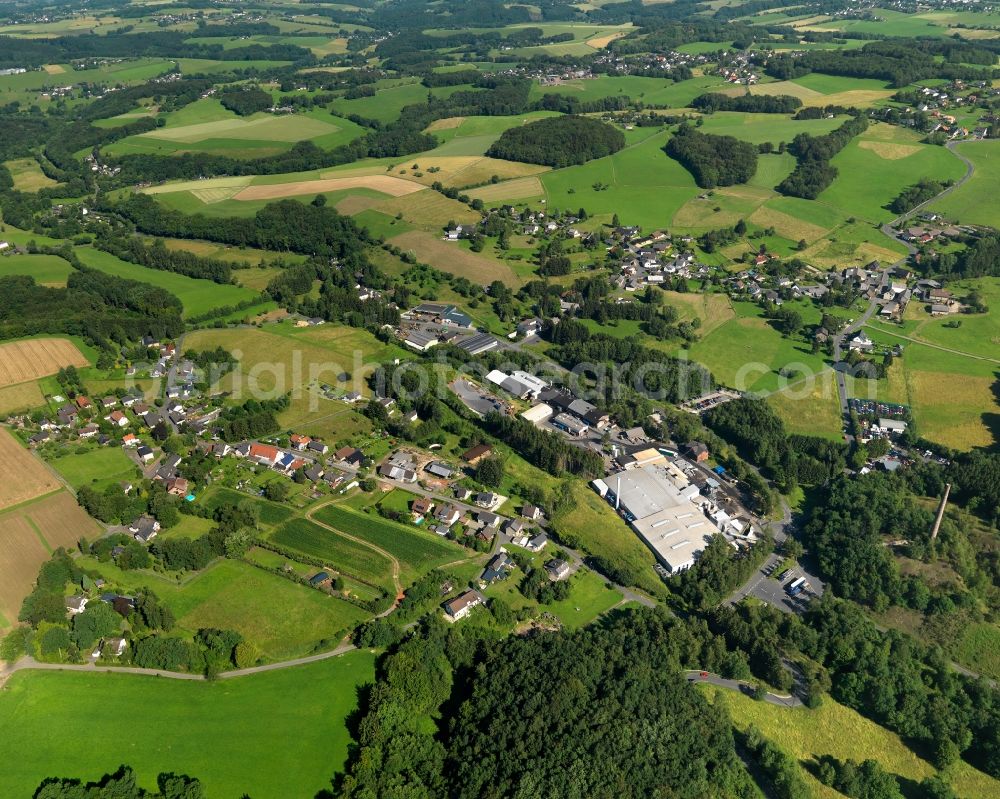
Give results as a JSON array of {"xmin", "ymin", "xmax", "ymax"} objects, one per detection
[{"xmin": 684, "ymin": 670, "xmax": 802, "ymax": 707}]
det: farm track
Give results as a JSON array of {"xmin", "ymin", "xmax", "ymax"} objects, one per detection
[{"xmin": 305, "ymin": 498, "xmax": 404, "ymax": 607}]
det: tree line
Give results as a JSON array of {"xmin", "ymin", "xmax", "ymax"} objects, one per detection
[{"xmin": 777, "ymin": 115, "xmax": 868, "ymax": 199}]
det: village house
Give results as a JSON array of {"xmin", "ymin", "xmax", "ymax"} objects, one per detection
[
  {"xmin": 443, "ymin": 590, "xmax": 484, "ymax": 620},
  {"xmin": 129, "ymin": 514, "xmax": 160, "ymax": 543}
]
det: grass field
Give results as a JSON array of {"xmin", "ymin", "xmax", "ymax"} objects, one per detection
[
  {"xmin": 0, "ymin": 336, "xmax": 88, "ymax": 389},
  {"xmin": 550, "ymin": 481, "xmax": 666, "ymax": 600},
  {"xmin": 312, "ymin": 504, "xmax": 464, "ymax": 583},
  {"xmin": 48, "ymin": 446, "xmax": 138, "ymax": 491},
  {"xmin": 541, "ymin": 128, "xmax": 700, "ymax": 229},
  {"xmin": 388, "ymin": 229, "xmax": 519, "ymax": 284},
  {"xmin": 820, "ymin": 129, "xmax": 967, "ymax": 223},
  {"xmin": 701, "ymin": 685, "xmax": 1000, "ymax": 799},
  {"xmin": 526, "ymin": 73, "xmax": 726, "ymax": 106},
  {"xmin": 74, "ymin": 246, "xmax": 260, "ymax": 318},
  {"xmin": 183, "ymin": 323, "xmax": 408, "ymax": 399},
  {"xmin": 930, "ymin": 139, "xmax": 1000, "ymax": 227},
  {"xmin": 766, "ymin": 369, "xmax": 845, "ymax": 441},
  {"xmin": 0, "ymin": 650, "xmax": 376, "ymax": 798},
  {"xmin": 0, "ymin": 380, "xmax": 45, "ymax": 414},
  {"xmin": 0, "ymin": 490, "xmax": 101, "ymax": 630},
  {"xmin": 272, "ymin": 517, "xmax": 395, "ymax": 588},
  {"xmin": 3, "ymin": 158, "xmax": 57, "ymax": 191},
  {"xmin": 165, "ymin": 559, "xmax": 370, "ymax": 659},
  {"xmin": 0, "ymin": 253, "xmax": 74, "ymax": 286}
]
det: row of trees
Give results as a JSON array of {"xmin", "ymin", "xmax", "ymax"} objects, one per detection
[
  {"xmin": 692, "ymin": 92, "xmax": 802, "ymax": 114},
  {"xmin": 777, "ymin": 115, "xmax": 868, "ymax": 199}
]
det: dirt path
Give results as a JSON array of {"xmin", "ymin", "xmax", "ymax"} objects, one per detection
[{"xmin": 304, "ymin": 498, "xmax": 404, "ymax": 607}]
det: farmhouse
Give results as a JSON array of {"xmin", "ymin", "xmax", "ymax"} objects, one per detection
[{"xmin": 443, "ymin": 590, "xmax": 484, "ymax": 620}]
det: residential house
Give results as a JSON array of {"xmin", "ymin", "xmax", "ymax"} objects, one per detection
[
  {"xmin": 306, "ymin": 440, "xmax": 328, "ymax": 455},
  {"xmin": 477, "ymin": 510, "xmax": 502, "ymax": 529},
  {"xmin": 249, "ymin": 443, "xmax": 279, "ymax": 466},
  {"xmin": 304, "ymin": 465, "xmax": 324, "ymax": 482},
  {"xmin": 545, "ymin": 558, "xmax": 571, "ymax": 581},
  {"xmin": 309, "ymin": 571, "xmax": 331, "ymax": 587},
  {"xmin": 129, "ymin": 514, "xmax": 160, "ymax": 543},
  {"xmin": 289, "ymin": 434, "xmax": 311, "ymax": 451},
  {"xmin": 443, "ymin": 590, "xmax": 484, "ymax": 620},
  {"xmin": 165, "ymin": 477, "xmax": 189, "ymax": 497},
  {"xmin": 481, "ymin": 553, "xmax": 513, "ymax": 583},
  {"xmin": 136, "ymin": 445, "xmax": 154, "ymax": 463},
  {"xmin": 79, "ymin": 424, "xmax": 99, "ymax": 439},
  {"xmin": 107, "ymin": 410, "xmax": 128, "ymax": 428},
  {"xmin": 521, "ymin": 504, "xmax": 542, "ymax": 521},
  {"xmin": 96, "ymin": 637, "xmax": 127, "ymax": 658},
  {"xmin": 121, "ymin": 433, "xmax": 138, "ymax": 447},
  {"xmin": 435, "ymin": 505, "xmax": 461, "ymax": 527},
  {"xmin": 526, "ymin": 532, "xmax": 548, "ymax": 552},
  {"xmin": 412, "ymin": 497, "xmax": 434, "ymax": 517},
  {"xmin": 65, "ymin": 595, "xmax": 89, "ymax": 615},
  {"xmin": 474, "ymin": 492, "xmax": 498, "ymax": 509}
]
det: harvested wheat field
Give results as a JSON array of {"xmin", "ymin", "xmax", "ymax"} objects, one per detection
[
  {"xmin": 0, "ymin": 490, "xmax": 101, "ymax": 628},
  {"xmin": 388, "ymin": 230, "xmax": 518, "ymax": 284},
  {"xmin": 0, "ymin": 382, "xmax": 45, "ymax": 415},
  {"xmin": 805, "ymin": 89, "xmax": 895, "ymax": 108},
  {"xmin": 467, "ymin": 176, "xmax": 545, "ymax": 202},
  {"xmin": 587, "ymin": 32, "xmax": 627, "ymax": 48},
  {"xmin": 0, "ymin": 429, "xmax": 60, "ymax": 510},
  {"xmin": 336, "ymin": 194, "xmax": 384, "ymax": 215},
  {"xmin": 142, "ymin": 176, "xmax": 252, "ymax": 195},
  {"xmin": 425, "ymin": 116, "xmax": 465, "ymax": 132},
  {"xmin": 42, "ymin": 64, "xmax": 65, "ymax": 75},
  {"xmin": 0, "ymin": 338, "xmax": 88, "ymax": 389},
  {"xmin": 857, "ymin": 140, "xmax": 923, "ymax": 160},
  {"xmin": 749, "ymin": 206, "xmax": 830, "ymax": 242},
  {"xmin": 234, "ymin": 175, "xmax": 421, "ymax": 201}
]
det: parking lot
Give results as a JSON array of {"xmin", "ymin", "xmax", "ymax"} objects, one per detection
[
  {"xmin": 730, "ymin": 553, "xmax": 824, "ymax": 614},
  {"xmin": 450, "ymin": 378, "xmax": 509, "ymax": 418}
]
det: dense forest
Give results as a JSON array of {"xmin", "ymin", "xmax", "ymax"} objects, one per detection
[
  {"xmin": 485, "ymin": 114, "xmax": 625, "ymax": 167},
  {"xmin": 340, "ymin": 607, "xmax": 761, "ymax": 798},
  {"xmin": 665, "ymin": 124, "xmax": 758, "ymax": 188}
]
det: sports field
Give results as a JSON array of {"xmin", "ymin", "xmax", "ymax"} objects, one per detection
[
  {"xmin": 0, "ymin": 337, "xmax": 88, "ymax": 388},
  {"xmin": 74, "ymin": 246, "xmax": 260, "ymax": 318},
  {"xmin": 702, "ymin": 685, "xmax": 1000, "ymax": 799},
  {"xmin": 0, "ymin": 490, "xmax": 101, "ymax": 630},
  {"xmin": 0, "ymin": 650, "xmax": 376, "ymax": 798}
]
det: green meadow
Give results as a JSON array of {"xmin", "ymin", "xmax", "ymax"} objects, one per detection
[
  {"xmin": 49, "ymin": 446, "xmax": 138, "ymax": 490},
  {"xmin": 73, "ymin": 246, "xmax": 261, "ymax": 318},
  {"xmin": 526, "ymin": 74, "xmax": 727, "ymax": 106},
  {"xmin": 0, "ymin": 650, "xmax": 376, "ymax": 799},
  {"xmin": 0, "ymin": 254, "xmax": 74, "ymax": 286},
  {"xmin": 930, "ymin": 139, "xmax": 1000, "ymax": 227}
]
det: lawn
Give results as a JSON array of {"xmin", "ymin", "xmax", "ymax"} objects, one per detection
[
  {"xmin": 701, "ymin": 684, "xmax": 1000, "ymax": 799},
  {"xmin": 48, "ymin": 446, "xmax": 138, "ymax": 490},
  {"xmin": 0, "ymin": 253, "xmax": 74, "ymax": 286},
  {"xmin": 312, "ymin": 504, "xmax": 465, "ymax": 583},
  {"xmin": 543, "ymin": 567, "xmax": 624, "ymax": 631},
  {"xmin": 931, "ymin": 139, "xmax": 1000, "ymax": 227},
  {"xmin": 272, "ymin": 517, "xmax": 396, "ymax": 589},
  {"xmin": 74, "ymin": 246, "xmax": 260, "ymax": 318},
  {"xmin": 0, "ymin": 650, "xmax": 376, "ymax": 799}
]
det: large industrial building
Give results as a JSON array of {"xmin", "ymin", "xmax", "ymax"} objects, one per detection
[{"xmin": 592, "ymin": 464, "xmax": 717, "ymax": 574}]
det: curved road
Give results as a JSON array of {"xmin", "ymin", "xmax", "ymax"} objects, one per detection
[
  {"xmin": 684, "ymin": 670, "xmax": 802, "ymax": 708},
  {"xmin": 831, "ymin": 139, "xmax": 979, "ymax": 427}
]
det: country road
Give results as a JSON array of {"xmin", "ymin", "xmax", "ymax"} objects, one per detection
[
  {"xmin": 0, "ymin": 641, "xmax": 359, "ymax": 686},
  {"xmin": 684, "ymin": 670, "xmax": 802, "ymax": 708}
]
